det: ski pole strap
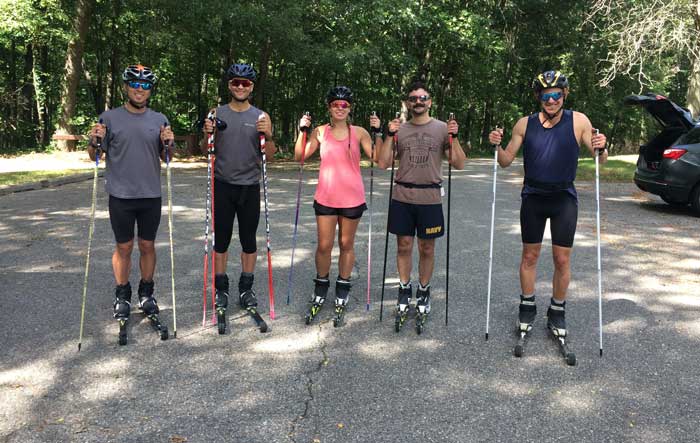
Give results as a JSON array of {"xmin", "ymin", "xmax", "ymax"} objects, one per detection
[
  {"xmin": 395, "ymin": 181, "xmax": 442, "ymax": 189},
  {"xmin": 523, "ymin": 177, "xmax": 573, "ymax": 191}
]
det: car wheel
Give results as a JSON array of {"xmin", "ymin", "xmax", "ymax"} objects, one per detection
[
  {"xmin": 660, "ymin": 195, "xmax": 688, "ymax": 207},
  {"xmin": 690, "ymin": 184, "xmax": 700, "ymax": 214}
]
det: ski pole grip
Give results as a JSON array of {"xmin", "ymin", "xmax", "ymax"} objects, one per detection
[
  {"xmin": 448, "ymin": 112, "xmax": 457, "ymax": 136},
  {"xmin": 491, "ymin": 125, "xmax": 502, "ymax": 150},
  {"xmin": 95, "ymin": 118, "xmax": 103, "ymax": 156},
  {"xmin": 388, "ymin": 112, "xmax": 400, "ymax": 137},
  {"xmin": 593, "ymin": 128, "xmax": 605, "ymax": 155},
  {"xmin": 370, "ymin": 111, "xmax": 381, "ymax": 133},
  {"xmin": 301, "ymin": 111, "xmax": 311, "ymax": 133}
]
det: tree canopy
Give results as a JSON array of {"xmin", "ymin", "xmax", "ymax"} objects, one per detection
[{"xmin": 1, "ymin": 0, "xmax": 697, "ymax": 154}]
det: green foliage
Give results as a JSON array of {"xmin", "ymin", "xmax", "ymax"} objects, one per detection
[{"xmin": 0, "ymin": 0, "xmax": 696, "ymax": 154}]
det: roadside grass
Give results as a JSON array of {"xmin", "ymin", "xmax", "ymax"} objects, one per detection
[
  {"xmin": 0, "ymin": 169, "xmax": 90, "ymax": 186},
  {"xmin": 577, "ymin": 157, "xmax": 636, "ymax": 182}
]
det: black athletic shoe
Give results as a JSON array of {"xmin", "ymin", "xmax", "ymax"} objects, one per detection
[{"xmin": 518, "ymin": 295, "xmax": 537, "ymax": 331}]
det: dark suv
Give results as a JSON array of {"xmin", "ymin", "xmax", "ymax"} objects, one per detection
[{"xmin": 625, "ymin": 93, "xmax": 700, "ymax": 213}]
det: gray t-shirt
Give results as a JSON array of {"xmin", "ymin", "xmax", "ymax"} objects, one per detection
[
  {"xmin": 393, "ymin": 118, "xmax": 450, "ymax": 205},
  {"xmin": 99, "ymin": 106, "xmax": 168, "ymax": 199},
  {"xmin": 214, "ymin": 104, "xmax": 264, "ymax": 185}
]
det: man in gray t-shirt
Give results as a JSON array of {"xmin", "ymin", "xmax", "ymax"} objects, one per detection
[
  {"xmin": 376, "ymin": 81, "xmax": 466, "ymax": 331},
  {"xmin": 88, "ymin": 64, "xmax": 173, "ymax": 340},
  {"xmin": 201, "ymin": 63, "xmax": 276, "ymax": 332}
]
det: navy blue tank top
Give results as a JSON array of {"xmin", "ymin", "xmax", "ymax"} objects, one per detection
[{"xmin": 522, "ymin": 110, "xmax": 579, "ymax": 199}]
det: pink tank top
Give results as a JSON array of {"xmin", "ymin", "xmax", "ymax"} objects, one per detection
[{"xmin": 314, "ymin": 124, "xmax": 366, "ymax": 208}]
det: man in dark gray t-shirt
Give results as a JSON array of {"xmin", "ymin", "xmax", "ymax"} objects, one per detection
[
  {"xmin": 201, "ymin": 63, "xmax": 276, "ymax": 328},
  {"xmin": 88, "ymin": 64, "xmax": 173, "ymax": 335}
]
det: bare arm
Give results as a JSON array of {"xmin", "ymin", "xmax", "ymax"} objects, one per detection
[
  {"xmin": 574, "ymin": 111, "xmax": 609, "ymax": 164},
  {"xmin": 493, "ymin": 117, "xmax": 528, "ymax": 168}
]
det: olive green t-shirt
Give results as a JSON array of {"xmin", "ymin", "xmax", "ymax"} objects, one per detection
[{"xmin": 393, "ymin": 118, "xmax": 450, "ymax": 205}]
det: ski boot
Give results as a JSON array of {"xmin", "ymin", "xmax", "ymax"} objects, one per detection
[
  {"xmin": 305, "ymin": 276, "xmax": 329, "ymax": 325},
  {"xmin": 415, "ymin": 283, "xmax": 431, "ymax": 335},
  {"xmin": 333, "ymin": 277, "xmax": 351, "ymax": 328},
  {"xmin": 215, "ymin": 274, "xmax": 229, "ymax": 335},
  {"xmin": 394, "ymin": 282, "xmax": 412, "ymax": 332},
  {"xmin": 113, "ymin": 283, "xmax": 132, "ymax": 346},
  {"xmin": 513, "ymin": 294, "xmax": 536, "ymax": 357},
  {"xmin": 239, "ymin": 273, "xmax": 268, "ymax": 333},
  {"xmin": 138, "ymin": 280, "xmax": 168, "ymax": 340},
  {"xmin": 547, "ymin": 298, "xmax": 576, "ymax": 366}
]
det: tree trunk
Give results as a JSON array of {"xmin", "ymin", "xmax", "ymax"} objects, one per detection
[
  {"xmin": 56, "ymin": 0, "xmax": 94, "ymax": 151},
  {"xmin": 686, "ymin": 0, "xmax": 700, "ymax": 118},
  {"xmin": 254, "ymin": 38, "xmax": 272, "ymax": 110},
  {"xmin": 31, "ymin": 43, "xmax": 48, "ymax": 145}
]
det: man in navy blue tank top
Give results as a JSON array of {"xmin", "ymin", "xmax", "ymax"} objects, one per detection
[
  {"xmin": 202, "ymin": 63, "xmax": 276, "ymax": 331},
  {"xmin": 488, "ymin": 70, "xmax": 607, "ymax": 339}
]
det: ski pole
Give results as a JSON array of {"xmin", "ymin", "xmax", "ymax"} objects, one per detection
[
  {"xmin": 594, "ymin": 128, "xmax": 604, "ymax": 357},
  {"xmin": 287, "ymin": 111, "xmax": 310, "ymax": 305},
  {"xmin": 379, "ymin": 112, "xmax": 400, "ymax": 321},
  {"xmin": 259, "ymin": 114, "xmax": 276, "ymax": 320},
  {"xmin": 485, "ymin": 126, "xmax": 501, "ymax": 340},
  {"xmin": 367, "ymin": 111, "xmax": 378, "ymax": 311},
  {"xmin": 202, "ymin": 111, "xmax": 215, "ymax": 327},
  {"xmin": 78, "ymin": 118, "xmax": 103, "ymax": 351},
  {"xmin": 164, "ymin": 124, "xmax": 177, "ymax": 338},
  {"xmin": 209, "ymin": 130, "xmax": 217, "ymax": 325},
  {"xmin": 445, "ymin": 112, "xmax": 455, "ymax": 326}
]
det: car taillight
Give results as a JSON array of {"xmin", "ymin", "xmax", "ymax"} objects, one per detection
[{"xmin": 663, "ymin": 148, "xmax": 687, "ymax": 160}]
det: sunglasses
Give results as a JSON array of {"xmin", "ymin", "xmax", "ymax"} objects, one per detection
[
  {"xmin": 127, "ymin": 81, "xmax": 153, "ymax": 90},
  {"xmin": 540, "ymin": 91, "xmax": 563, "ymax": 102},
  {"xmin": 330, "ymin": 101, "xmax": 351, "ymax": 109},
  {"xmin": 407, "ymin": 95, "xmax": 430, "ymax": 103},
  {"xmin": 230, "ymin": 79, "xmax": 253, "ymax": 88}
]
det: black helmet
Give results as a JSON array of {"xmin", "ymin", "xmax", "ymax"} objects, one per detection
[
  {"xmin": 227, "ymin": 63, "xmax": 257, "ymax": 82},
  {"xmin": 122, "ymin": 64, "xmax": 157, "ymax": 84},
  {"xmin": 326, "ymin": 86, "xmax": 353, "ymax": 104},
  {"xmin": 532, "ymin": 70, "xmax": 569, "ymax": 94}
]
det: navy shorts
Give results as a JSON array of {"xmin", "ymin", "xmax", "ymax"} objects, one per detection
[
  {"xmin": 520, "ymin": 192, "xmax": 578, "ymax": 247},
  {"xmin": 108, "ymin": 195, "xmax": 162, "ymax": 243},
  {"xmin": 388, "ymin": 199, "xmax": 444, "ymax": 239},
  {"xmin": 313, "ymin": 201, "xmax": 367, "ymax": 220}
]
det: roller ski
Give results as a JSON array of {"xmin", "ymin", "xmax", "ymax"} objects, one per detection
[
  {"xmin": 137, "ymin": 280, "xmax": 168, "ymax": 341},
  {"xmin": 113, "ymin": 283, "xmax": 132, "ymax": 346},
  {"xmin": 333, "ymin": 278, "xmax": 351, "ymax": 328},
  {"xmin": 305, "ymin": 276, "xmax": 329, "ymax": 325},
  {"xmin": 394, "ymin": 282, "xmax": 412, "ymax": 332},
  {"xmin": 238, "ymin": 273, "xmax": 268, "ymax": 333},
  {"xmin": 214, "ymin": 274, "xmax": 229, "ymax": 335},
  {"xmin": 546, "ymin": 299, "xmax": 576, "ymax": 366},
  {"xmin": 415, "ymin": 284, "xmax": 431, "ymax": 335},
  {"xmin": 513, "ymin": 295, "xmax": 536, "ymax": 357}
]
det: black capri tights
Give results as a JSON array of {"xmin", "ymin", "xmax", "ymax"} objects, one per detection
[{"xmin": 213, "ymin": 180, "xmax": 260, "ymax": 254}]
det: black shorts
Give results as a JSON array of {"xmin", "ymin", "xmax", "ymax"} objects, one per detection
[
  {"xmin": 520, "ymin": 192, "xmax": 578, "ymax": 247},
  {"xmin": 214, "ymin": 179, "xmax": 260, "ymax": 254},
  {"xmin": 388, "ymin": 199, "xmax": 444, "ymax": 239},
  {"xmin": 313, "ymin": 201, "xmax": 367, "ymax": 220},
  {"xmin": 108, "ymin": 195, "xmax": 162, "ymax": 243}
]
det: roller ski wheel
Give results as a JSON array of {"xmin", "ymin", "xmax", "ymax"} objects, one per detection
[
  {"xmin": 394, "ymin": 308, "xmax": 408, "ymax": 332},
  {"xmin": 118, "ymin": 319, "xmax": 128, "ymax": 346},
  {"xmin": 547, "ymin": 323, "xmax": 576, "ymax": 366},
  {"xmin": 304, "ymin": 299, "xmax": 325, "ymax": 325},
  {"xmin": 546, "ymin": 300, "xmax": 575, "ymax": 366},
  {"xmin": 145, "ymin": 314, "xmax": 169, "ymax": 340},
  {"xmin": 513, "ymin": 323, "xmax": 532, "ymax": 358},
  {"xmin": 246, "ymin": 306, "xmax": 269, "ymax": 333},
  {"xmin": 333, "ymin": 305, "xmax": 346, "ymax": 328},
  {"xmin": 415, "ymin": 312, "xmax": 427, "ymax": 335},
  {"xmin": 216, "ymin": 307, "xmax": 227, "ymax": 335}
]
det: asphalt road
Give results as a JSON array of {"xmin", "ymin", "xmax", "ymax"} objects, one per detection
[{"xmin": 1, "ymin": 159, "xmax": 698, "ymax": 443}]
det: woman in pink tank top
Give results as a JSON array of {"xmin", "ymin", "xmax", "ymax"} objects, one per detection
[{"xmin": 293, "ymin": 86, "xmax": 382, "ymax": 324}]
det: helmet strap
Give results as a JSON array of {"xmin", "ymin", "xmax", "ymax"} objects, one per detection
[{"xmin": 542, "ymin": 106, "xmax": 563, "ymax": 123}]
